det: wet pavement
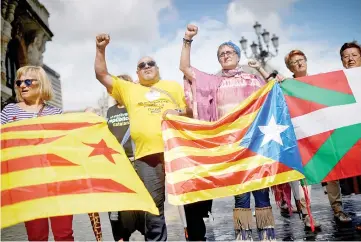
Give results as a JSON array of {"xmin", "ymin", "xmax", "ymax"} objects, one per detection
[{"xmin": 2, "ymin": 184, "xmax": 361, "ymax": 241}]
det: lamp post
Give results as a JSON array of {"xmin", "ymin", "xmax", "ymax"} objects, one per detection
[{"xmin": 239, "ymin": 22, "xmax": 279, "ymax": 67}]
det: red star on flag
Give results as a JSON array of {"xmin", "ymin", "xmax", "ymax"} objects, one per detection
[{"xmin": 84, "ymin": 139, "xmax": 119, "ymax": 164}]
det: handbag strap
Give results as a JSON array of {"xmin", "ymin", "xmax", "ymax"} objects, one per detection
[
  {"xmin": 120, "ymin": 127, "xmax": 136, "ymax": 158},
  {"xmin": 120, "ymin": 127, "xmax": 131, "ymax": 146},
  {"xmin": 150, "ymin": 86, "xmax": 180, "ymax": 109}
]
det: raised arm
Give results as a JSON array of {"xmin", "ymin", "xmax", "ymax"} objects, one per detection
[
  {"xmin": 248, "ymin": 59, "xmax": 285, "ymax": 82},
  {"xmin": 248, "ymin": 59, "xmax": 271, "ymax": 80},
  {"xmin": 179, "ymin": 24, "xmax": 198, "ymax": 81},
  {"xmin": 94, "ymin": 34, "xmax": 113, "ymax": 93}
]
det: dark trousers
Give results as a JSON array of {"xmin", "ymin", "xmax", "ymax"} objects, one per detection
[
  {"xmin": 184, "ymin": 200, "xmax": 212, "ymax": 241},
  {"xmin": 109, "ymin": 211, "xmax": 145, "ymax": 241},
  {"xmin": 109, "ymin": 154, "xmax": 167, "ymax": 241}
]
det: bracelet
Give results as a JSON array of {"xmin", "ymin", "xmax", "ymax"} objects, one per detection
[
  {"xmin": 266, "ymin": 74, "xmax": 273, "ymax": 80},
  {"xmin": 266, "ymin": 70, "xmax": 279, "ymax": 80},
  {"xmin": 183, "ymin": 38, "xmax": 193, "ymax": 43}
]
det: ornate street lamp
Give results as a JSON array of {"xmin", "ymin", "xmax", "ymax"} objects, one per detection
[{"xmin": 239, "ymin": 22, "xmax": 279, "ymax": 67}]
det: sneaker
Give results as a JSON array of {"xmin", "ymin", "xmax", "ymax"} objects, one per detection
[
  {"xmin": 334, "ymin": 211, "xmax": 352, "ymax": 223},
  {"xmin": 303, "ymin": 215, "xmax": 321, "ymax": 229}
]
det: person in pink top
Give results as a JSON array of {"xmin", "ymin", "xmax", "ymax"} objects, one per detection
[{"xmin": 180, "ymin": 24, "xmax": 275, "ymax": 241}]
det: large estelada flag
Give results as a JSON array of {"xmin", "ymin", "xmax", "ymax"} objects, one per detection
[
  {"xmin": 282, "ymin": 67, "xmax": 361, "ymax": 184},
  {"xmin": 162, "ymin": 81, "xmax": 305, "ymax": 205},
  {"xmin": 1, "ymin": 113, "xmax": 158, "ymax": 228}
]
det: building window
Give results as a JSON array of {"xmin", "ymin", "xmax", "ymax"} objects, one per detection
[{"xmin": 5, "ymin": 39, "xmax": 20, "ymax": 90}]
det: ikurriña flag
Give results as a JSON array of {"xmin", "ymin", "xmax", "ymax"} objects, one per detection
[
  {"xmin": 282, "ymin": 67, "xmax": 361, "ymax": 184},
  {"xmin": 1, "ymin": 112, "xmax": 158, "ymax": 228},
  {"xmin": 162, "ymin": 81, "xmax": 305, "ymax": 205}
]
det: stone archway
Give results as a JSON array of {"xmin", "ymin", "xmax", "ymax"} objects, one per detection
[{"xmin": 2, "ymin": 34, "xmax": 27, "ymax": 108}]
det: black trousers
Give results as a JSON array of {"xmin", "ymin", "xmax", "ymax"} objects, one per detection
[
  {"xmin": 184, "ymin": 200, "xmax": 212, "ymax": 241},
  {"xmin": 109, "ymin": 153, "xmax": 167, "ymax": 241},
  {"xmin": 109, "ymin": 211, "xmax": 145, "ymax": 241}
]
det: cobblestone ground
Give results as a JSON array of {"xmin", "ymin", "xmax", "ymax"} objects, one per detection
[{"xmin": 2, "ymin": 185, "xmax": 361, "ymax": 241}]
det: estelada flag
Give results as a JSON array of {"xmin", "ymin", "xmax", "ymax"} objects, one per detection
[
  {"xmin": 282, "ymin": 67, "xmax": 361, "ymax": 184},
  {"xmin": 162, "ymin": 81, "xmax": 305, "ymax": 205},
  {"xmin": 1, "ymin": 113, "xmax": 158, "ymax": 228}
]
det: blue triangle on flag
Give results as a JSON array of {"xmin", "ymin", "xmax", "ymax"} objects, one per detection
[{"xmin": 239, "ymin": 83, "xmax": 304, "ymax": 174}]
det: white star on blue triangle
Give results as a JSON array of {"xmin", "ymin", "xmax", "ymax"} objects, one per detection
[
  {"xmin": 239, "ymin": 84, "xmax": 304, "ymax": 174},
  {"xmin": 259, "ymin": 115, "xmax": 289, "ymax": 147}
]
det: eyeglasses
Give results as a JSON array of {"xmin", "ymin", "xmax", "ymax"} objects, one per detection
[
  {"xmin": 342, "ymin": 53, "xmax": 360, "ymax": 61},
  {"xmin": 289, "ymin": 58, "xmax": 306, "ymax": 66},
  {"xmin": 137, "ymin": 61, "xmax": 156, "ymax": 70},
  {"xmin": 218, "ymin": 51, "xmax": 236, "ymax": 59},
  {"xmin": 15, "ymin": 79, "xmax": 36, "ymax": 87}
]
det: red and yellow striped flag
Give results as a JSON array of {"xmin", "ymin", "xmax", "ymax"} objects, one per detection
[
  {"xmin": 162, "ymin": 81, "xmax": 305, "ymax": 205},
  {"xmin": 1, "ymin": 113, "xmax": 158, "ymax": 228}
]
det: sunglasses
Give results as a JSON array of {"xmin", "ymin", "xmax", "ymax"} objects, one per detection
[
  {"xmin": 137, "ymin": 61, "xmax": 156, "ymax": 70},
  {"xmin": 15, "ymin": 79, "xmax": 36, "ymax": 87}
]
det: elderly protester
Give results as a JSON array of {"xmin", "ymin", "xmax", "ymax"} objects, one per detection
[
  {"xmin": 1, "ymin": 66, "xmax": 73, "ymax": 241},
  {"xmin": 180, "ymin": 24, "xmax": 275, "ymax": 241}
]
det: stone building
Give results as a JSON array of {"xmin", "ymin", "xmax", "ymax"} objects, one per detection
[
  {"xmin": 43, "ymin": 64, "xmax": 62, "ymax": 108},
  {"xmin": 1, "ymin": 0, "xmax": 62, "ymax": 109}
]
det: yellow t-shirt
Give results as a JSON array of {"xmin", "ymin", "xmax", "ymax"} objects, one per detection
[{"xmin": 111, "ymin": 76, "xmax": 186, "ymax": 159}]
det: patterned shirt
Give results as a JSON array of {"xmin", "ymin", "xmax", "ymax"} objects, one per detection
[
  {"xmin": 1, "ymin": 103, "xmax": 62, "ymax": 124},
  {"xmin": 216, "ymin": 72, "xmax": 265, "ymax": 118},
  {"xmin": 184, "ymin": 67, "xmax": 265, "ymax": 121}
]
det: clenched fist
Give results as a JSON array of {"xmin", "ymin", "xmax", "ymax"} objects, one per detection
[
  {"xmin": 184, "ymin": 24, "xmax": 198, "ymax": 40},
  {"xmin": 248, "ymin": 59, "xmax": 261, "ymax": 69},
  {"xmin": 96, "ymin": 34, "xmax": 110, "ymax": 49}
]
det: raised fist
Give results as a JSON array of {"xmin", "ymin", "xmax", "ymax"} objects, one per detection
[
  {"xmin": 248, "ymin": 59, "xmax": 261, "ymax": 69},
  {"xmin": 96, "ymin": 34, "xmax": 110, "ymax": 49},
  {"xmin": 185, "ymin": 24, "xmax": 198, "ymax": 40}
]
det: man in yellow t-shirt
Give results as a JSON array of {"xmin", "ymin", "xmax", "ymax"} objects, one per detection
[{"xmin": 94, "ymin": 34, "xmax": 189, "ymax": 241}]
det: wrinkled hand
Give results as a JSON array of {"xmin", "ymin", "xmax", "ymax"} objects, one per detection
[
  {"xmin": 248, "ymin": 59, "xmax": 261, "ymax": 69},
  {"xmin": 162, "ymin": 109, "xmax": 180, "ymax": 120},
  {"xmin": 96, "ymin": 34, "xmax": 110, "ymax": 49},
  {"xmin": 185, "ymin": 24, "xmax": 198, "ymax": 40}
]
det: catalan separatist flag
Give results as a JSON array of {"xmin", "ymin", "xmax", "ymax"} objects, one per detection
[
  {"xmin": 162, "ymin": 81, "xmax": 305, "ymax": 205},
  {"xmin": 1, "ymin": 113, "xmax": 158, "ymax": 229},
  {"xmin": 282, "ymin": 67, "xmax": 361, "ymax": 184}
]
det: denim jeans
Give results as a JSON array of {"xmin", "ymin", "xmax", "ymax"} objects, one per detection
[{"xmin": 234, "ymin": 188, "xmax": 271, "ymax": 208}]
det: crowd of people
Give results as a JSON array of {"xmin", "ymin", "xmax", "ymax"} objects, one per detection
[{"xmin": 1, "ymin": 23, "xmax": 361, "ymax": 241}]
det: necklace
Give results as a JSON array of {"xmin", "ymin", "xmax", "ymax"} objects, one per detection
[{"xmin": 32, "ymin": 104, "xmax": 45, "ymax": 118}]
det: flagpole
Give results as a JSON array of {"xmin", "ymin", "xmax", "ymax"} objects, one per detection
[
  {"xmin": 177, "ymin": 205, "xmax": 189, "ymax": 241},
  {"xmin": 300, "ymin": 179, "xmax": 315, "ymax": 232}
]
